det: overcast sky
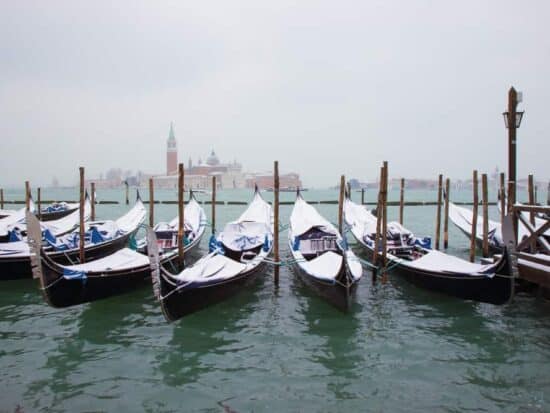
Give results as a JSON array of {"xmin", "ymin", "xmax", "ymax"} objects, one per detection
[{"xmin": 1, "ymin": 0, "xmax": 549, "ymax": 188}]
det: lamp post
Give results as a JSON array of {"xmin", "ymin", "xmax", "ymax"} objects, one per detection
[{"xmin": 502, "ymin": 87, "xmax": 524, "ymax": 213}]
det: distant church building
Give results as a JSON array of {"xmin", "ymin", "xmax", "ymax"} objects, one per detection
[
  {"xmin": 139, "ymin": 122, "xmax": 300, "ymax": 190},
  {"xmin": 166, "ymin": 122, "xmax": 178, "ymax": 175}
]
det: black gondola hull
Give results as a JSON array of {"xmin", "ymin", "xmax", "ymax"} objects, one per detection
[
  {"xmin": 291, "ymin": 264, "xmax": 357, "ymax": 311},
  {"xmin": 159, "ymin": 262, "xmax": 267, "ymax": 322},
  {"xmin": 0, "ymin": 232, "xmax": 134, "ymax": 280},
  {"xmin": 358, "ymin": 244, "xmax": 513, "ymax": 305},
  {"xmin": 39, "ymin": 207, "xmax": 79, "ymax": 222}
]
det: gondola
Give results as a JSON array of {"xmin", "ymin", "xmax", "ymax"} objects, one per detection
[
  {"xmin": 39, "ymin": 201, "xmax": 80, "ymax": 221},
  {"xmin": 0, "ymin": 193, "xmax": 143, "ymax": 280},
  {"xmin": 0, "ymin": 196, "xmax": 90, "ymax": 243},
  {"xmin": 148, "ymin": 187, "xmax": 273, "ymax": 322},
  {"xmin": 448, "ymin": 202, "xmax": 504, "ymax": 253},
  {"xmin": 288, "ymin": 192, "xmax": 362, "ymax": 311},
  {"xmin": 25, "ymin": 193, "xmax": 206, "ymax": 307},
  {"xmin": 344, "ymin": 197, "xmax": 514, "ymax": 304},
  {"xmin": 449, "ymin": 202, "xmax": 550, "ymax": 254}
]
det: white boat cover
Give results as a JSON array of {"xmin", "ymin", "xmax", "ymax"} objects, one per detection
[
  {"xmin": 402, "ymin": 249, "xmax": 497, "ymax": 277},
  {"xmin": 114, "ymin": 198, "xmax": 146, "ymax": 233},
  {"xmin": 41, "ymin": 202, "xmax": 79, "ymax": 213},
  {"xmin": 170, "ymin": 190, "xmax": 273, "ymax": 283},
  {"xmin": 0, "ymin": 198, "xmax": 90, "ymax": 239},
  {"xmin": 218, "ymin": 191, "xmax": 273, "ymax": 251},
  {"xmin": 0, "ymin": 209, "xmax": 17, "ymax": 217},
  {"xmin": 290, "ymin": 197, "xmax": 338, "ymax": 237},
  {"xmin": 289, "ymin": 197, "xmax": 362, "ymax": 282},
  {"xmin": 0, "ymin": 241, "xmax": 29, "ymax": 257},
  {"xmin": 299, "ymin": 251, "xmax": 343, "ymax": 281},
  {"xmin": 0, "ymin": 199, "xmax": 37, "ymax": 236},
  {"xmin": 173, "ymin": 252, "xmax": 247, "ymax": 282},
  {"xmin": 344, "ymin": 198, "xmax": 413, "ymax": 241},
  {"xmin": 60, "ymin": 248, "xmax": 149, "ymax": 274},
  {"xmin": 449, "ymin": 203, "xmax": 503, "ymax": 246},
  {"xmin": 450, "ymin": 202, "xmax": 549, "ymax": 247},
  {"xmin": 160, "ymin": 198, "xmax": 207, "ymax": 235}
]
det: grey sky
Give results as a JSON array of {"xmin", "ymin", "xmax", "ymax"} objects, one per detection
[{"xmin": 1, "ymin": 0, "xmax": 549, "ymax": 188}]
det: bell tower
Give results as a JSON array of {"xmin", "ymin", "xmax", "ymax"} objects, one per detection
[{"xmin": 166, "ymin": 122, "xmax": 177, "ymax": 175}]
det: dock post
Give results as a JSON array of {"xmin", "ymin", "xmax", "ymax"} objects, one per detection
[
  {"xmin": 499, "ymin": 172, "xmax": 506, "ymax": 224},
  {"xmin": 470, "ymin": 170, "xmax": 478, "ymax": 262},
  {"xmin": 399, "ymin": 178, "xmax": 405, "ymax": 225},
  {"xmin": 0, "ymin": 188, "xmax": 3, "ymax": 209},
  {"xmin": 373, "ymin": 166, "xmax": 384, "ymax": 283},
  {"xmin": 37, "ymin": 188, "xmax": 41, "ymax": 220},
  {"xmin": 346, "ymin": 181, "xmax": 351, "ymax": 201},
  {"xmin": 444, "ymin": 178, "xmax": 450, "ymax": 249},
  {"xmin": 361, "ymin": 188, "xmax": 365, "ymax": 205},
  {"xmin": 338, "ymin": 175, "xmax": 345, "ymax": 235},
  {"xmin": 25, "ymin": 181, "xmax": 30, "ymax": 212},
  {"xmin": 506, "ymin": 87, "xmax": 521, "ymax": 215},
  {"xmin": 482, "ymin": 173, "xmax": 489, "ymax": 257},
  {"xmin": 528, "ymin": 174, "xmax": 536, "ymax": 252},
  {"xmin": 178, "ymin": 163, "xmax": 185, "ymax": 270},
  {"xmin": 435, "ymin": 174, "xmax": 443, "ymax": 250},
  {"xmin": 79, "ymin": 167, "xmax": 85, "ymax": 263},
  {"xmin": 148, "ymin": 178, "xmax": 154, "ymax": 227},
  {"xmin": 125, "ymin": 181, "xmax": 129, "ymax": 205},
  {"xmin": 90, "ymin": 182, "xmax": 96, "ymax": 221},
  {"xmin": 211, "ymin": 176, "xmax": 216, "ymax": 235},
  {"xmin": 381, "ymin": 162, "xmax": 389, "ymax": 283},
  {"xmin": 274, "ymin": 162, "xmax": 280, "ymax": 285},
  {"xmin": 547, "ymin": 182, "xmax": 550, "ymax": 205}
]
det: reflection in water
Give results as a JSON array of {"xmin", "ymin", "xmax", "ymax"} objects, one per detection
[{"xmin": 155, "ymin": 274, "xmax": 265, "ymax": 388}]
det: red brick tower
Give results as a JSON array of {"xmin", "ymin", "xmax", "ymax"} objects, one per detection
[{"xmin": 166, "ymin": 122, "xmax": 177, "ymax": 175}]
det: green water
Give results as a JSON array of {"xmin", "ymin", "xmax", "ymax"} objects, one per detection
[{"xmin": 1, "ymin": 188, "xmax": 549, "ymax": 412}]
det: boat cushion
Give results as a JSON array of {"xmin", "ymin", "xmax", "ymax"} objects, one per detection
[{"xmin": 299, "ymin": 250, "xmax": 343, "ymax": 281}]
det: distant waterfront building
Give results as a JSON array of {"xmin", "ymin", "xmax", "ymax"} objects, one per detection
[
  {"xmin": 246, "ymin": 172, "xmax": 302, "ymax": 190},
  {"xmin": 166, "ymin": 122, "xmax": 178, "ymax": 175}
]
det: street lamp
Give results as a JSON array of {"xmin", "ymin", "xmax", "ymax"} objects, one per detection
[
  {"xmin": 502, "ymin": 111, "xmax": 524, "ymax": 129},
  {"xmin": 504, "ymin": 87, "xmax": 524, "ymax": 214}
]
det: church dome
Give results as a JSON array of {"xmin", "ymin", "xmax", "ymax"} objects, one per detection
[{"xmin": 206, "ymin": 150, "xmax": 220, "ymax": 166}]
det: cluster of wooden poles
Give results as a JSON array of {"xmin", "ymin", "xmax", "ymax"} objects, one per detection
[{"xmin": 6, "ymin": 163, "xmax": 547, "ymax": 283}]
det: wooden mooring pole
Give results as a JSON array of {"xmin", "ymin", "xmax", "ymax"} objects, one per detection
[
  {"xmin": 0, "ymin": 188, "xmax": 3, "ymax": 209},
  {"xmin": 547, "ymin": 182, "xmax": 550, "ymax": 205},
  {"xmin": 211, "ymin": 176, "xmax": 216, "ymax": 234},
  {"xmin": 373, "ymin": 166, "xmax": 384, "ymax": 283},
  {"xmin": 37, "ymin": 188, "xmax": 41, "ymax": 220},
  {"xmin": 399, "ymin": 178, "xmax": 405, "ymax": 225},
  {"xmin": 338, "ymin": 175, "xmax": 345, "ymax": 235},
  {"xmin": 178, "ymin": 163, "xmax": 185, "ymax": 269},
  {"xmin": 125, "ymin": 181, "xmax": 129, "ymax": 205},
  {"xmin": 435, "ymin": 174, "xmax": 443, "ymax": 250},
  {"xmin": 381, "ymin": 162, "xmax": 389, "ymax": 283},
  {"xmin": 499, "ymin": 172, "xmax": 506, "ymax": 224},
  {"xmin": 527, "ymin": 174, "xmax": 536, "ymax": 252},
  {"xmin": 470, "ymin": 170, "xmax": 478, "ymax": 262},
  {"xmin": 274, "ymin": 162, "xmax": 280, "ymax": 285},
  {"xmin": 361, "ymin": 188, "xmax": 365, "ymax": 205},
  {"xmin": 25, "ymin": 181, "xmax": 30, "ymax": 211},
  {"xmin": 79, "ymin": 167, "xmax": 85, "ymax": 263},
  {"xmin": 482, "ymin": 173, "xmax": 489, "ymax": 258},
  {"xmin": 148, "ymin": 178, "xmax": 154, "ymax": 227},
  {"xmin": 90, "ymin": 182, "xmax": 96, "ymax": 221},
  {"xmin": 444, "ymin": 178, "xmax": 450, "ymax": 249}
]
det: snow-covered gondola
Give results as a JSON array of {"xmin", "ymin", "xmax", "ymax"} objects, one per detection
[
  {"xmin": 449, "ymin": 202, "xmax": 549, "ymax": 253},
  {"xmin": 39, "ymin": 201, "xmax": 80, "ymax": 221},
  {"xmin": 288, "ymin": 193, "xmax": 362, "ymax": 311},
  {"xmin": 25, "ymin": 194, "xmax": 206, "ymax": 307},
  {"xmin": 0, "ymin": 194, "xmax": 141, "ymax": 280},
  {"xmin": 344, "ymin": 197, "xmax": 513, "ymax": 305},
  {"xmin": 148, "ymin": 187, "xmax": 273, "ymax": 322}
]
